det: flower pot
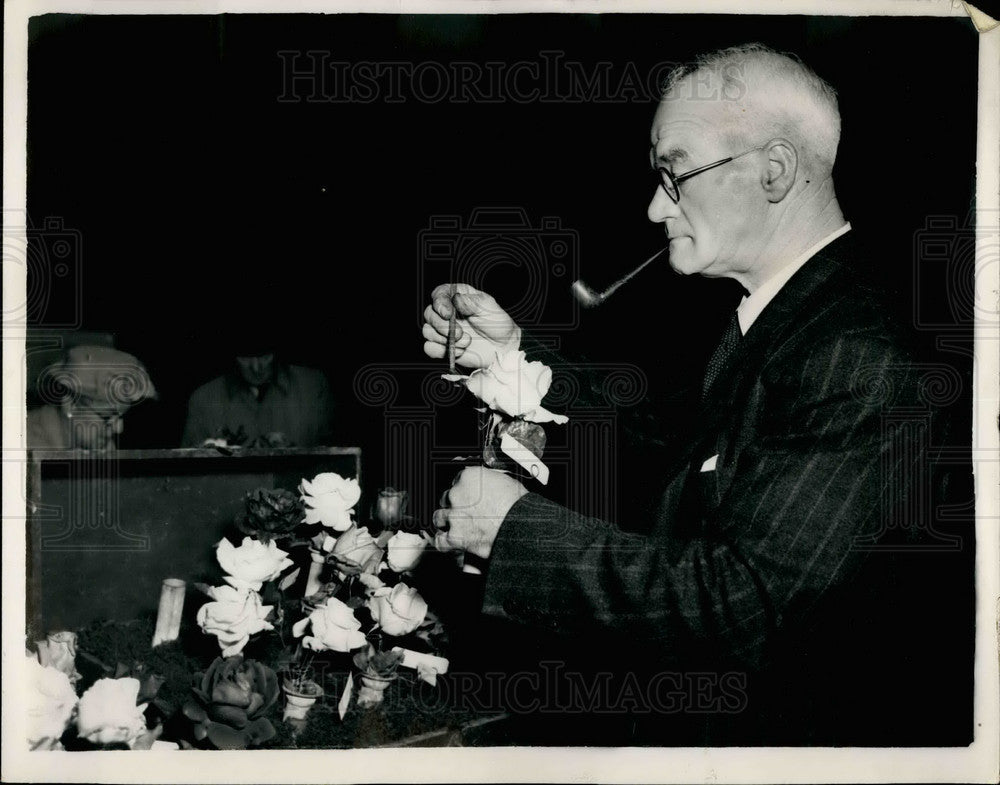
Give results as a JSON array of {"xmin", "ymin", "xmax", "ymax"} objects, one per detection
[
  {"xmin": 356, "ymin": 672, "xmax": 397, "ymax": 709},
  {"xmin": 374, "ymin": 488, "xmax": 408, "ymax": 529},
  {"xmin": 282, "ymin": 679, "xmax": 323, "ymax": 721}
]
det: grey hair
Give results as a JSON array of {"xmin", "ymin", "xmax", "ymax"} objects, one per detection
[{"xmin": 661, "ymin": 43, "xmax": 841, "ymax": 175}]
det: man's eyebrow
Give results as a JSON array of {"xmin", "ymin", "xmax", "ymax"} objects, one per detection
[{"xmin": 650, "ymin": 146, "xmax": 689, "ymax": 166}]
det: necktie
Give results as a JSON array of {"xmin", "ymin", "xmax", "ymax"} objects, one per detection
[{"xmin": 701, "ymin": 312, "xmax": 742, "ymax": 400}]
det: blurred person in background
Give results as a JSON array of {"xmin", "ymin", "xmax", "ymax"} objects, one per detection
[
  {"xmin": 27, "ymin": 345, "xmax": 157, "ymax": 450},
  {"xmin": 181, "ymin": 329, "xmax": 335, "ymax": 448}
]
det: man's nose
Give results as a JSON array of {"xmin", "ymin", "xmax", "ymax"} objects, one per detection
[{"xmin": 647, "ymin": 184, "xmax": 679, "ymax": 223}]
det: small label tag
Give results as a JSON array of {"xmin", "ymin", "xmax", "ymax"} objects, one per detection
[
  {"xmin": 338, "ymin": 673, "xmax": 353, "ymax": 721},
  {"xmin": 391, "ymin": 646, "xmax": 450, "ymax": 675},
  {"xmin": 700, "ymin": 454, "xmax": 719, "ymax": 473},
  {"xmin": 500, "ymin": 432, "xmax": 550, "ymax": 485}
]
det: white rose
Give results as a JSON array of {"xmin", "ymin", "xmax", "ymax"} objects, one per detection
[
  {"xmin": 299, "ymin": 472, "xmax": 361, "ymax": 531},
  {"xmin": 358, "ymin": 572, "xmax": 387, "ymax": 595},
  {"xmin": 292, "ymin": 596, "xmax": 367, "ymax": 652},
  {"xmin": 367, "ymin": 583, "xmax": 428, "ymax": 637},
  {"xmin": 386, "ymin": 531, "xmax": 427, "ymax": 573},
  {"xmin": 197, "ymin": 584, "xmax": 274, "ymax": 657},
  {"xmin": 216, "ymin": 536, "xmax": 293, "ymax": 591},
  {"xmin": 26, "ymin": 656, "xmax": 77, "ymax": 748},
  {"xmin": 76, "ymin": 677, "xmax": 148, "ymax": 747},
  {"xmin": 330, "ymin": 524, "xmax": 383, "ymax": 576},
  {"xmin": 454, "ymin": 349, "xmax": 568, "ymax": 424}
]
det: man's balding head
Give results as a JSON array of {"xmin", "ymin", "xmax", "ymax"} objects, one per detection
[
  {"xmin": 661, "ymin": 43, "xmax": 840, "ymax": 179},
  {"xmin": 647, "ymin": 44, "xmax": 847, "ymax": 290}
]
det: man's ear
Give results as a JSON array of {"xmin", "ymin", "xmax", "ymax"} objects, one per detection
[{"xmin": 761, "ymin": 138, "xmax": 797, "ymax": 202}]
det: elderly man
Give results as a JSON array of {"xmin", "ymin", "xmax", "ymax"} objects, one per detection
[
  {"xmin": 423, "ymin": 45, "xmax": 961, "ymax": 744},
  {"xmin": 27, "ymin": 345, "xmax": 157, "ymax": 450}
]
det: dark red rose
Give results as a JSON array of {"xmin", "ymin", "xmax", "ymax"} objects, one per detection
[{"xmin": 182, "ymin": 655, "xmax": 279, "ymax": 749}]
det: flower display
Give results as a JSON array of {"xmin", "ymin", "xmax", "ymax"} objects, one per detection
[
  {"xmin": 353, "ymin": 643, "xmax": 404, "ymax": 677},
  {"xmin": 197, "ymin": 584, "xmax": 274, "ymax": 657},
  {"xmin": 358, "ymin": 572, "xmax": 387, "ymax": 593},
  {"xmin": 330, "ymin": 524, "xmax": 383, "ymax": 576},
  {"xmin": 367, "ymin": 583, "xmax": 428, "ymax": 637},
  {"xmin": 292, "ymin": 596, "xmax": 367, "ymax": 653},
  {"xmin": 76, "ymin": 677, "xmax": 148, "ymax": 748},
  {"xmin": 386, "ymin": 531, "xmax": 427, "ymax": 573},
  {"xmin": 182, "ymin": 656, "xmax": 279, "ymax": 749},
  {"xmin": 352, "ymin": 644, "xmax": 404, "ymax": 709},
  {"xmin": 374, "ymin": 487, "xmax": 408, "ymax": 528},
  {"xmin": 281, "ymin": 673, "xmax": 323, "ymax": 721},
  {"xmin": 235, "ymin": 488, "xmax": 305, "ymax": 542},
  {"xmin": 299, "ymin": 472, "xmax": 361, "ymax": 531},
  {"xmin": 38, "ymin": 471, "xmax": 450, "ymax": 745},
  {"xmin": 35, "ymin": 630, "xmax": 81, "ymax": 684},
  {"xmin": 216, "ymin": 536, "xmax": 293, "ymax": 591},
  {"xmin": 112, "ymin": 661, "xmax": 166, "ymax": 706},
  {"xmin": 450, "ymin": 349, "xmax": 568, "ymax": 424},
  {"xmin": 26, "ymin": 656, "xmax": 78, "ymax": 749}
]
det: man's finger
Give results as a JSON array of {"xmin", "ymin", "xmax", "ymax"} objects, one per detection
[
  {"xmin": 454, "ymin": 291, "xmax": 496, "ymax": 319},
  {"xmin": 423, "ymin": 321, "xmax": 447, "ymax": 345},
  {"xmin": 447, "ymin": 466, "xmax": 483, "ymax": 508},
  {"xmin": 425, "ymin": 341, "xmax": 470, "ymax": 361},
  {"xmin": 430, "ymin": 284, "xmax": 456, "ymax": 319},
  {"xmin": 434, "ymin": 529, "xmax": 457, "ymax": 552},
  {"xmin": 423, "ymin": 304, "xmax": 453, "ymax": 336},
  {"xmin": 424, "ymin": 341, "xmax": 446, "ymax": 360},
  {"xmin": 430, "ymin": 283, "xmax": 482, "ymax": 319},
  {"xmin": 431, "ymin": 283, "xmax": 489, "ymax": 319}
]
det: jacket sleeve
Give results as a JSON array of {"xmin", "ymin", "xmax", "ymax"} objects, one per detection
[
  {"xmin": 519, "ymin": 332, "xmax": 692, "ymax": 452},
  {"xmin": 180, "ymin": 391, "xmax": 209, "ymax": 447},
  {"xmin": 482, "ymin": 329, "xmax": 922, "ymax": 668}
]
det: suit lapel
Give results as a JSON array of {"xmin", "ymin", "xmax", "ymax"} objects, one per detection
[
  {"xmin": 699, "ymin": 235, "xmax": 854, "ymax": 430},
  {"xmin": 679, "ymin": 234, "xmax": 857, "ymax": 528}
]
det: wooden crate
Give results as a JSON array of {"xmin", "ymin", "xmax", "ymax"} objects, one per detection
[{"xmin": 26, "ymin": 447, "xmax": 361, "ymax": 637}]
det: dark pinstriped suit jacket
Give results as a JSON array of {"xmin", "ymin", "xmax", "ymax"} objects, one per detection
[{"xmin": 479, "ymin": 233, "xmax": 953, "ymax": 742}]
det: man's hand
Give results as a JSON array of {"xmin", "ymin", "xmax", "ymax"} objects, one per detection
[
  {"xmin": 422, "ymin": 283, "xmax": 522, "ymax": 370},
  {"xmin": 433, "ymin": 466, "xmax": 528, "ymax": 560}
]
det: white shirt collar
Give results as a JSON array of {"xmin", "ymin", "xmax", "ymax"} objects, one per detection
[{"xmin": 736, "ymin": 222, "xmax": 852, "ymax": 335}]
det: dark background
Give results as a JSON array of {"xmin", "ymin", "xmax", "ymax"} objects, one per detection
[
  {"xmin": 22, "ymin": 13, "xmax": 981, "ymax": 746},
  {"xmin": 25, "ymin": 13, "xmax": 979, "ymax": 482}
]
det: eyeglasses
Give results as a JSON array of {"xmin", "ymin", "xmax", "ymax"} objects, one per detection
[
  {"xmin": 651, "ymin": 143, "xmax": 769, "ymax": 204},
  {"xmin": 65, "ymin": 395, "xmax": 125, "ymax": 426}
]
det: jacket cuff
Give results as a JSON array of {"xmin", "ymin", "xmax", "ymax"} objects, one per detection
[{"xmin": 482, "ymin": 492, "xmax": 598, "ymax": 631}]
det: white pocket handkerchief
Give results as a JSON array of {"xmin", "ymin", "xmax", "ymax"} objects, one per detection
[{"xmin": 700, "ymin": 454, "xmax": 719, "ymax": 473}]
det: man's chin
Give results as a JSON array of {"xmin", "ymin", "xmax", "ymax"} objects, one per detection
[{"xmin": 666, "ymin": 240, "xmax": 703, "ymax": 275}]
